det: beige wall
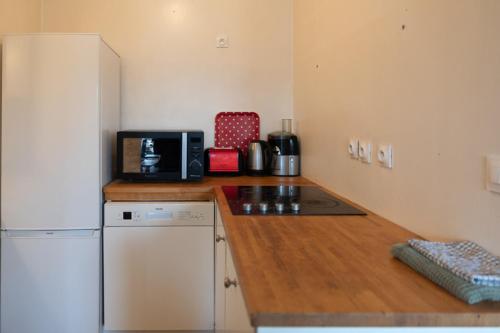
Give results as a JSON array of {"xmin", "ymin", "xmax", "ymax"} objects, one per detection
[
  {"xmin": 0, "ymin": 0, "xmax": 41, "ymax": 34},
  {"xmin": 294, "ymin": 0, "xmax": 500, "ymax": 253},
  {"xmin": 41, "ymin": 0, "xmax": 293, "ymax": 146}
]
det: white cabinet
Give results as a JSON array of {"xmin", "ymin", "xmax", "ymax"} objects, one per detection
[
  {"xmin": 215, "ymin": 204, "xmax": 254, "ymax": 333},
  {"xmin": 215, "ymin": 206, "xmax": 228, "ymax": 331},
  {"xmin": 224, "ymin": 242, "xmax": 253, "ymax": 332}
]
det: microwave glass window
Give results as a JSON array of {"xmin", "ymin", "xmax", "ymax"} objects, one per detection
[{"xmin": 123, "ymin": 138, "xmax": 181, "ymax": 174}]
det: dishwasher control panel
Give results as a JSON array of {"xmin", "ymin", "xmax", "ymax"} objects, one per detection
[{"xmin": 104, "ymin": 202, "xmax": 214, "ymax": 227}]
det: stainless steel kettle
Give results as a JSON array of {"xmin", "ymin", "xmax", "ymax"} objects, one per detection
[{"xmin": 247, "ymin": 140, "xmax": 271, "ymax": 176}]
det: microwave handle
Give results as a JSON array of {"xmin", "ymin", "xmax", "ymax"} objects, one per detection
[{"xmin": 181, "ymin": 132, "xmax": 188, "ymax": 180}]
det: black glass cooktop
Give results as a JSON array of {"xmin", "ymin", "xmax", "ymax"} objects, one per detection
[{"xmin": 222, "ymin": 186, "xmax": 366, "ymax": 216}]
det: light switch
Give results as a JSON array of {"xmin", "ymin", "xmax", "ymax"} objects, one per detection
[
  {"xmin": 377, "ymin": 144, "xmax": 393, "ymax": 169},
  {"xmin": 348, "ymin": 139, "xmax": 359, "ymax": 159},
  {"xmin": 487, "ymin": 155, "xmax": 500, "ymax": 194},
  {"xmin": 358, "ymin": 141, "xmax": 372, "ymax": 164}
]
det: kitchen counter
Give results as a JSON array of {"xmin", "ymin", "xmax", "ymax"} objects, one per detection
[{"xmin": 104, "ymin": 177, "xmax": 500, "ymax": 327}]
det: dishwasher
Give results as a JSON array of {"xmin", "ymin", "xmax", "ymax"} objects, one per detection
[{"xmin": 103, "ymin": 201, "xmax": 214, "ymax": 332}]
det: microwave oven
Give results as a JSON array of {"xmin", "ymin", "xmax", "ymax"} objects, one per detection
[{"xmin": 117, "ymin": 131, "xmax": 204, "ymax": 181}]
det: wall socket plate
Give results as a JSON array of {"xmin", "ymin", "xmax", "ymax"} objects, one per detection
[
  {"xmin": 216, "ymin": 35, "xmax": 229, "ymax": 48},
  {"xmin": 377, "ymin": 144, "xmax": 393, "ymax": 169},
  {"xmin": 358, "ymin": 141, "xmax": 372, "ymax": 164},
  {"xmin": 486, "ymin": 155, "xmax": 500, "ymax": 194},
  {"xmin": 348, "ymin": 139, "xmax": 359, "ymax": 159}
]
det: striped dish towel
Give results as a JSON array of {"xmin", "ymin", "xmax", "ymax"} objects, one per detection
[{"xmin": 409, "ymin": 239, "xmax": 500, "ymax": 287}]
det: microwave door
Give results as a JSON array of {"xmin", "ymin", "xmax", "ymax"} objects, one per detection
[
  {"xmin": 141, "ymin": 138, "xmax": 161, "ymax": 173},
  {"xmin": 122, "ymin": 135, "xmax": 183, "ymax": 180},
  {"xmin": 122, "ymin": 138, "xmax": 143, "ymax": 173}
]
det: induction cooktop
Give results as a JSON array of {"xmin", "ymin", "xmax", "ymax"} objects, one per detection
[{"xmin": 222, "ymin": 185, "xmax": 366, "ymax": 216}]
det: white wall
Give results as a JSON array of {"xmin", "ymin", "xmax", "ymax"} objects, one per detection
[
  {"xmin": 41, "ymin": 0, "xmax": 293, "ymax": 146},
  {"xmin": 294, "ymin": 0, "xmax": 500, "ymax": 253}
]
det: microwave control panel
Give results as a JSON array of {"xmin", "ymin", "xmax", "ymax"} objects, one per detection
[{"xmin": 186, "ymin": 132, "xmax": 204, "ymax": 180}]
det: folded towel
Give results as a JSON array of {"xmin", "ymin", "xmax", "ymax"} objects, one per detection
[
  {"xmin": 408, "ymin": 239, "xmax": 500, "ymax": 287},
  {"xmin": 391, "ymin": 243, "xmax": 500, "ymax": 304}
]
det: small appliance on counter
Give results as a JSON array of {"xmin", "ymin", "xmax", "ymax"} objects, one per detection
[
  {"xmin": 204, "ymin": 147, "xmax": 245, "ymax": 176},
  {"xmin": 247, "ymin": 140, "xmax": 272, "ymax": 176},
  {"xmin": 268, "ymin": 119, "xmax": 300, "ymax": 176},
  {"xmin": 117, "ymin": 131, "xmax": 204, "ymax": 182}
]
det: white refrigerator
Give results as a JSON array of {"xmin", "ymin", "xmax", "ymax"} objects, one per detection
[{"xmin": 1, "ymin": 34, "xmax": 120, "ymax": 333}]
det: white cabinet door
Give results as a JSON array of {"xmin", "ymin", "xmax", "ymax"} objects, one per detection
[
  {"xmin": 215, "ymin": 205, "xmax": 227, "ymax": 332},
  {"xmin": 215, "ymin": 204, "xmax": 253, "ymax": 333},
  {"xmin": 225, "ymin": 234, "xmax": 254, "ymax": 332}
]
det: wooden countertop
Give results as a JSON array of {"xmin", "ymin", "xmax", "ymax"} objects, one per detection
[{"xmin": 104, "ymin": 177, "xmax": 500, "ymax": 327}]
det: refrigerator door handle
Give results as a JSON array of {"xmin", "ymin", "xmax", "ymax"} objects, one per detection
[{"xmin": 2, "ymin": 229, "xmax": 100, "ymax": 239}]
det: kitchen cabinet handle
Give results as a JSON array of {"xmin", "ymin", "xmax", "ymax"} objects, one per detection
[
  {"xmin": 216, "ymin": 235, "xmax": 225, "ymax": 243},
  {"xmin": 224, "ymin": 277, "xmax": 238, "ymax": 288}
]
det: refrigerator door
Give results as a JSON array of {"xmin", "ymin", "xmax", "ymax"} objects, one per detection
[
  {"xmin": 1, "ymin": 230, "xmax": 101, "ymax": 333},
  {"xmin": 1, "ymin": 35, "xmax": 101, "ymax": 230}
]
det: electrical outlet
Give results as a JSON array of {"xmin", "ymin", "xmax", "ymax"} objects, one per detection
[
  {"xmin": 348, "ymin": 139, "xmax": 359, "ymax": 159},
  {"xmin": 358, "ymin": 141, "xmax": 372, "ymax": 164},
  {"xmin": 377, "ymin": 144, "xmax": 393, "ymax": 169},
  {"xmin": 487, "ymin": 155, "xmax": 500, "ymax": 193},
  {"xmin": 216, "ymin": 35, "xmax": 229, "ymax": 48}
]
